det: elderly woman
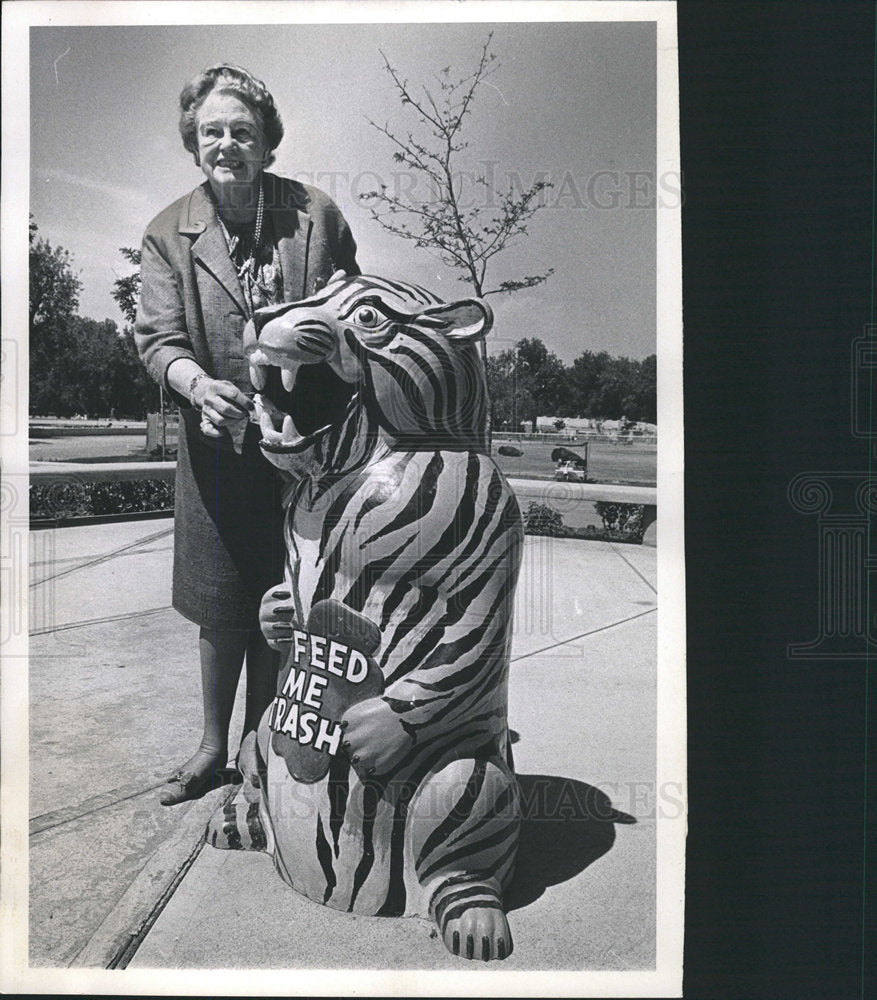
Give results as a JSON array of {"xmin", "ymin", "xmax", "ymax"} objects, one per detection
[{"xmin": 135, "ymin": 64, "xmax": 359, "ymax": 805}]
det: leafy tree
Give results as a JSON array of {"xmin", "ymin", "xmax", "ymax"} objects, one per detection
[
  {"xmin": 634, "ymin": 354, "xmax": 657, "ymax": 424},
  {"xmin": 60, "ymin": 317, "xmax": 121, "ymax": 415},
  {"xmin": 566, "ymin": 350, "xmax": 601, "ymax": 419},
  {"xmin": 514, "ymin": 338, "xmax": 570, "ymax": 416},
  {"xmin": 588, "ymin": 355, "xmax": 637, "ymax": 419},
  {"xmin": 40, "ymin": 317, "xmax": 154, "ymax": 418},
  {"xmin": 487, "ymin": 348, "xmax": 536, "ymax": 431},
  {"xmin": 564, "ymin": 350, "xmax": 656, "ymax": 422},
  {"xmin": 29, "ymin": 217, "xmax": 82, "ymax": 331},
  {"xmin": 112, "ymin": 246, "xmax": 163, "ymax": 418},
  {"xmin": 490, "ymin": 341, "xmax": 656, "ymax": 425},
  {"xmin": 81, "ymin": 317, "xmax": 154, "ymax": 417},
  {"xmin": 112, "ymin": 247, "xmax": 142, "ymax": 326},
  {"xmin": 29, "ymin": 218, "xmax": 82, "ymax": 414},
  {"xmin": 29, "ymin": 226, "xmax": 155, "ymax": 418}
]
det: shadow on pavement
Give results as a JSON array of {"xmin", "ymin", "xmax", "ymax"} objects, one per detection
[{"xmin": 507, "ymin": 773, "xmax": 636, "ymax": 912}]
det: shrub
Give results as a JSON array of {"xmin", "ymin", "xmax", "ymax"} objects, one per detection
[
  {"xmin": 594, "ymin": 501, "xmax": 645, "ymax": 541},
  {"xmin": 523, "ymin": 501, "xmax": 564, "ymax": 536},
  {"xmin": 31, "ymin": 479, "xmax": 175, "ymax": 520}
]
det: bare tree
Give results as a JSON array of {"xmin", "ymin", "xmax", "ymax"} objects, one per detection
[{"xmin": 361, "ymin": 33, "xmax": 554, "ymax": 412}]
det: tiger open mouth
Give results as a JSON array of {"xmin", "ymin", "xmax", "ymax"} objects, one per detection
[{"xmin": 249, "ymin": 361, "xmax": 357, "ymax": 455}]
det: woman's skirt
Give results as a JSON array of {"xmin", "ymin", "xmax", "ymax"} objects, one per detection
[{"xmin": 172, "ymin": 408, "xmax": 287, "ymax": 631}]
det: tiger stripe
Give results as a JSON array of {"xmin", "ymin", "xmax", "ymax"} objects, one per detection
[
  {"xmin": 237, "ymin": 277, "xmax": 523, "ymax": 932},
  {"xmin": 207, "ymin": 798, "xmax": 268, "ymax": 853}
]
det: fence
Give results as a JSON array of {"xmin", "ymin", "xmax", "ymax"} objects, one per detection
[{"xmin": 494, "ymin": 430, "xmax": 658, "ymax": 445}]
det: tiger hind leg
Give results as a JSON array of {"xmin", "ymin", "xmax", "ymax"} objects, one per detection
[
  {"xmin": 205, "ymin": 796, "xmax": 268, "ymax": 853},
  {"xmin": 406, "ymin": 755, "xmax": 520, "ymax": 961},
  {"xmin": 206, "ymin": 718, "xmax": 270, "ymax": 852},
  {"xmin": 237, "ymin": 728, "xmax": 264, "ymax": 804}
]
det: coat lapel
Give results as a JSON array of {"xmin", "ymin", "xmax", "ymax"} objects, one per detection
[
  {"xmin": 265, "ymin": 173, "xmax": 313, "ymax": 302},
  {"xmin": 181, "ymin": 182, "xmax": 249, "ymax": 317},
  {"xmin": 181, "ymin": 175, "xmax": 314, "ymax": 312}
]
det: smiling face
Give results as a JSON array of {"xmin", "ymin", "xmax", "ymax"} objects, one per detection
[{"xmin": 195, "ymin": 91, "xmax": 267, "ymax": 200}]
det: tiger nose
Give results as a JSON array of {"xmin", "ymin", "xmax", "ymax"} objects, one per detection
[
  {"xmin": 256, "ymin": 312, "xmax": 335, "ymax": 360},
  {"xmin": 251, "ymin": 300, "xmax": 303, "ymax": 339}
]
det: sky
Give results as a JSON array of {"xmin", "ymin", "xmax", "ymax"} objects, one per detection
[{"xmin": 28, "ymin": 17, "xmax": 659, "ymax": 364}]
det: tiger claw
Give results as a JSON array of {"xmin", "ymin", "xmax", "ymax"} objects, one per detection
[{"xmin": 433, "ymin": 884, "xmax": 513, "ymax": 962}]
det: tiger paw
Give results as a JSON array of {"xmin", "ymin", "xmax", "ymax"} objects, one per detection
[
  {"xmin": 340, "ymin": 696, "xmax": 412, "ymax": 779},
  {"xmin": 432, "ymin": 883, "xmax": 512, "ymax": 961},
  {"xmin": 205, "ymin": 797, "xmax": 268, "ymax": 853}
]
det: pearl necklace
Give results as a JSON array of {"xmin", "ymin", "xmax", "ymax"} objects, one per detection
[
  {"xmin": 216, "ymin": 180, "xmax": 264, "ymax": 278},
  {"xmin": 215, "ymin": 180, "xmax": 282, "ymax": 316}
]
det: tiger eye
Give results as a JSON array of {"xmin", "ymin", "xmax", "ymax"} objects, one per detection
[{"xmin": 354, "ymin": 306, "xmax": 379, "ymax": 326}]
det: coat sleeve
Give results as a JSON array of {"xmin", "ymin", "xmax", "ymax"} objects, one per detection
[
  {"xmin": 333, "ymin": 208, "xmax": 360, "ymax": 277},
  {"xmin": 134, "ymin": 226, "xmax": 198, "ymax": 406}
]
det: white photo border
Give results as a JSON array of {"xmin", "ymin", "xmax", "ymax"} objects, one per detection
[{"xmin": 1, "ymin": 2, "xmax": 684, "ymax": 995}]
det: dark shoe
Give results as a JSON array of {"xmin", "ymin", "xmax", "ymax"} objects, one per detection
[{"xmin": 159, "ymin": 765, "xmax": 221, "ymax": 806}]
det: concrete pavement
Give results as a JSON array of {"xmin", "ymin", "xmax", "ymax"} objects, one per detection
[{"xmin": 27, "ymin": 517, "xmax": 658, "ymax": 973}]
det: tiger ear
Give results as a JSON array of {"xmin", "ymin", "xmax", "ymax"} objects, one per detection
[{"xmin": 418, "ymin": 298, "xmax": 493, "ymax": 343}]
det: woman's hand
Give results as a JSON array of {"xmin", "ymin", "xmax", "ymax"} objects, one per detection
[
  {"xmin": 259, "ymin": 585, "xmax": 298, "ymax": 651},
  {"xmin": 193, "ymin": 378, "xmax": 253, "ymax": 438}
]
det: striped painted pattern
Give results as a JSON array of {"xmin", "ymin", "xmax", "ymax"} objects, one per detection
[{"xmin": 220, "ymin": 277, "xmax": 523, "ymax": 928}]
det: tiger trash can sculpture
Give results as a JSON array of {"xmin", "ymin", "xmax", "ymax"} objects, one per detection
[{"xmin": 206, "ymin": 275, "xmax": 524, "ymax": 962}]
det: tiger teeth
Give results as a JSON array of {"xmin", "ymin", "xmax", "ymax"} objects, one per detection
[
  {"xmin": 249, "ymin": 364, "xmax": 267, "ymax": 390},
  {"xmin": 281, "ymin": 415, "xmax": 299, "ymax": 443},
  {"xmin": 281, "ymin": 367, "xmax": 296, "ymax": 392},
  {"xmin": 259, "ymin": 410, "xmax": 282, "ymax": 443}
]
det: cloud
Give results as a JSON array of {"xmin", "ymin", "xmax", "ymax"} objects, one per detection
[{"xmin": 39, "ymin": 169, "xmax": 152, "ymax": 210}]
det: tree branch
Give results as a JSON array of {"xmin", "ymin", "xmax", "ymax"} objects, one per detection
[
  {"xmin": 483, "ymin": 269, "xmax": 555, "ymax": 297},
  {"xmin": 367, "ymin": 33, "xmax": 553, "ymax": 327}
]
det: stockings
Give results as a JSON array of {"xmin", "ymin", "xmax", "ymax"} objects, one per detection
[{"xmin": 180, "ymin": 627, "xmax": 278, "ymax": 779}]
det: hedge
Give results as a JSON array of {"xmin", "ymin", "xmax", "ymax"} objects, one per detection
[
  {"xmin": 31, "ymin": 480, "xmax": 175, "ymax": 520},
  {"xmin": 30, "ymin": 482, "xmax": 646, "ymax": 544}
]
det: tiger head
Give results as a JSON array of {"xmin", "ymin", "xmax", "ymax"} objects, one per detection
[{"xmin": 244, "ymin": 275, "xmax": 493, "ymax": 460}]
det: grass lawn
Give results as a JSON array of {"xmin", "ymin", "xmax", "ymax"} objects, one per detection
[
  {"xmin": 491, "ymin": 438, "xmax": 656, "ymax": 485},
  {"xmin": 29, "ymin": 434, "xmax": 152, "ymax": 463},
  {"xmin": 31, "ymin": 432, "xmax": 656, "ymax": 486}
]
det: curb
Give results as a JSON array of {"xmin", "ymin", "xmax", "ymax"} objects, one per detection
[{"xmin": 71, "ymin": 784, "xmax": 237, "ymax": 969}]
